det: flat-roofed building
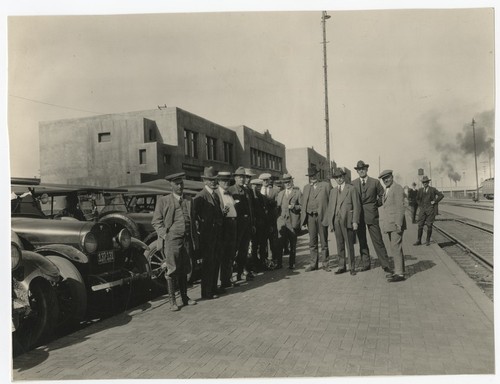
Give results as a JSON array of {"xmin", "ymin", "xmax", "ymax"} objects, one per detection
[{"xmin": 285, "ymin": 147, "xmax": 335, "ymax": 189}]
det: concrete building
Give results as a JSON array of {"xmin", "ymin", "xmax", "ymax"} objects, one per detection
[
  {"xmin": 39, "ymin": 107, "xmax": 285, "ymax": 187},
  {"xmin": 285, "ymin": 147, "xmax": 335, "ymax": 189}
]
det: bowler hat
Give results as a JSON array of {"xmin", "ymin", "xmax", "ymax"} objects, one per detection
[
  {"xmin": 421, "ymin": 175, "xmax": 431, "ymax": 183},
  {"xmin": 282, "ymin": 173, "xmax": 293, "ymax": 181},
  {"xmin": 331, "ymin": 168, "xmax": 346, "ymax": 178},
  {"xmin": 233, "ymin": 166, "xmax": 246, "ymax": 176},
  {"xmin": 217, "ymin": 171, "xmax": 232, "ymax": 180},
  {"xmin": 378, "ymin": 169, "xmax": 393, "ymax": 179},
  {"xmin": 201, "ymin": 166, "xmax": 217, "ymax": 180},
  {"xmin": 354, "ymin": 160, "xmax": 369, "ymax": 170},
  {"xmin": 306, "ymin": 167, "xmax": 319, "ymax": 177},
  {"xmin": 165, "ymin": 172, "xmax": 185, "ymax": 182}
]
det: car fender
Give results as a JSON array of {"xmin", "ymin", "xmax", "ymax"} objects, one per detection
[
  {"xmin": 35, "ymin": 244, "xmax": 89, "ymax": 265},
  {"xmin": 99, "ymin": 212, "xmax": 141, "ymax": 239}
]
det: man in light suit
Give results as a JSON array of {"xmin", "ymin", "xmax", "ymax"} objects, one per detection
[
  {"xmin": 378, "ymin": 170, "xmax": 407, "ymax": 282},
  {"xmin": 300, "ymin": 167, "xmax": 332, "ymax": 271},
  {"xmin": 275, "ymin": 174, "xmax": 302, "ymax": 270},
  {"xmin": 323, "ymin": 168, "xmax": 360, "ymax": 276},
  {"xmin": 352, "ymin": 160, "xmax": 392, "ymax": 274},
  {"xmin": 152, "ymin": 172, "xmax": 197, "ymax": 311},
  {"xmin": 193, "ymin": 166, "xmax": 224, "ymax": 300},
  {"xmin": 414, "ymin": 176, "xmax": 444, "ymax": 246}
]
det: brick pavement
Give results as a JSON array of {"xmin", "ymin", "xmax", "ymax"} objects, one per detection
[{"xmin": 12, "ymin": 220, "xmax": 494, "ymax": 380}]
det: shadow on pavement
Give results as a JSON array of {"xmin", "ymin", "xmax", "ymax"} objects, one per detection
[{"xmin": 405, "ymin": 260, "xmax": 436, "ymax": 278}]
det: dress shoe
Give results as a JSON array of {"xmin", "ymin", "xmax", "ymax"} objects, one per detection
[
  {"xmin": 246, "ymin": 271, "xmax": 256, "ymax": 279},
  {"xmin": 350, "ymin": 270, "xmax": 357, "ymax": 276},
  {"xmin": 387, "ymin": 274, "xmax": 405, "ymax": 282},
  {"xmin": 323, "ymin": 265, "xmax": 332, "ymax": 272},
  {"xmin": 334, "ymin": 268, "xmax": 346, "ymax": 275},
  {"xmin": 203, "ymin": 294, "xmax": 219, "ymax": 300},
  {"xmin": 216, "ymin": 287, "xmax": 226, "ymax": 294},
  {"xmin": 170, "ymin": 303, "xmax": 180, "ymax": 311},
  {"xmin": 288, "ymin": 264, "xmax": 295, "ymax": 270},
  {"xmin": 358, "ymin": 266, "xmax": 370, "ymax": 272},
  {"xmin": 182, "ymin": 297, "xmax": 197, "ymax": 306},
  {"xmin": 413, "ymin": 241, "xmax": 422, "ymax": 246},
  {"xmin": 425, "ymin": 241, "xmax": 431, "ymax": 246},
  {"xmin": 305, "ymin": 266, "xmax": 317, "ymax": 272},
  {"xmin": 385, "ymin": 273, "xmax": 395, "ymax": 278},
  {"xmin": 383, "ymin": 267, "xmax": 394, "ymax": 274}
]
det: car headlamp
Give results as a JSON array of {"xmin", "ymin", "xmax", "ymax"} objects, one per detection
[
  {"xmin": 11, "ymin": 242, "xmax": 22, "ymax": 271},
  {"xmin": 117, "ymin": 228, "xmax": 131, "ymax": 249},
  {"xmin": 82, "ymin": 232, "xmax": 98, "ymax": 253}
]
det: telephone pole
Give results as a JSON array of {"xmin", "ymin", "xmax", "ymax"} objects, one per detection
[
  {"xmin": 472, "ymin": 118, "xmax": 480, "ymax": 201},
  {"xmin": 321, "ymin": 11, "xmax": 331, "ymax": 176}
]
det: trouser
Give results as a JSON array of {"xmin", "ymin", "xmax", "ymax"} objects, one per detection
[
  {"xmin": 357, "ymin": 220, "xmax": 390, "ymax": 269},
  {"xmin": 251, "ymin": 221, "xmax": 267, "ymax": 270},
  {"xmin": 200, "ymin": 226, "xmax": 221, "ymax": 298},
  {"xmin": 334, "ymin": 218, "xmax": 356, "ymax": 270},
  {"xmin": 410, "ymin": 204, "xmax": 417, "ymax": 223},
  {"xmin": 235, "ymin": 216, "xmax": 252, "ymax": 275},
  {"xmin": 277, "ymin": 221, "xmax": 297, "ymax": 267},
  {"xmin": 386, "ymin": 231, "xmax": 405, "ymax": 275},
  {"xmin": 219, "ymin": 218, "xmax": 237, "ymax": 286},
  {"xmin": 417, "ymin": 209, "xmax": 436, "ymax": 242},
  {"xmin": 307, "ymin": 214, "xmax": 329, "ymax": 268}
]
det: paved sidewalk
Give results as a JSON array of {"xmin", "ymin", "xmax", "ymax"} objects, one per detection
[{"xmin": 13, "ymin": 221, "xmax": 494, "ymax": 380}]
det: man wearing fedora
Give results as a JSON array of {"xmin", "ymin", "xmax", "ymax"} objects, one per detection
[
  {"xmin": 414, "ymin": 176, "xmax": 444, "ymax": 246},
  {"xmin": 378, "ymin": 170, "xmax": 407, "ymax": 282},
  {"xmin": 229, "ymin": 166, "xmax": 256, "ymax": 281},
  {"xmin": 276, "ymin": 173, "xmax": 302, "ymax": 269},
  {"xmin": 214, "ymin": 171, "xmax": 239, "ymax": 289},
  {"xmin": 323, "ymin": 168, "xmax": 360, "ymax": 275},
  {"xmin": 249, "ymin": 178, "xmax": 268, "ymax": 271},
  {"xmin": 300, "ymin": 166, "xmax": 332, "ymax": 272},
  {"xmin": 259, "ymin": 172, "xmax": 279, "ymax": 268},
  {"xmin": 352, "ymin": 160, "xmax": 392, "ymax": 274},
  {"xmin": 193, "ymin": 166, "xmax": 224, "ymax": 300},
  {"xmin": 408, "ymin": 182, "xmax": 418, "ymax": 224},
  {"xmin": 152, "ymin": 172, "xmax": 197, "ymax": 311}
]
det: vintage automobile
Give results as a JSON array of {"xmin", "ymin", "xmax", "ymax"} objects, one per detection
[
  {"xmin": 12, "ymin": 230, "xmax": 61, "ymax": 352},
  {"xmin": 11, "ymin": 183, "xmax": 151, "ymax": 326}
]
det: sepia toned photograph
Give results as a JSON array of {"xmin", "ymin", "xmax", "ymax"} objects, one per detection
[{"xmin": 4, "ymin": 1, "xmax": 496, "ymax": 383}]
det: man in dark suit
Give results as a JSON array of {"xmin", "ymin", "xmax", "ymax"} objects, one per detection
[
  {"xmin": 214, "ymin": 171, "xmax": 239, "ymax": 289},
  {"xmin": 152, "ymin": 172, "xmax": 197, "ymax": 311},
  {"xmin": 408, "ymin": 182, "xmax": 418, "ymax": 224},
  {"xmin": 275, "ymin": 174, "xmax": 302, "ymax": 269},
  {"xmin": 300, "ymin": 167, "xmax": 332, "ymax": 272},
  {"xmin": 249, "ymin": 178, "xmax": 267, "ymax": 271},
  {"xmin": 229, "ymin": 166, "xmax": 255, "ymax": 281},
  {"xmin": 352, "ymin": 160, "xmax": 392, "ymax": 274},
  {"xmin": 259, "ymin": 173, "xmax": 279, "ymax": 267},
  {"xmin": 193, "ymin": 166, "xmax": 224, "ymax": 300},
  {"xmin": 323, "ymin": 168, "xmax": 360, "ymax": 276},
  {"xmin": 413, "ymin": 176, "xmax": 444, "ymax": 246},
  {"xmin": 378, "ymin": 170, "xmax": 407, "ymax": 282}
]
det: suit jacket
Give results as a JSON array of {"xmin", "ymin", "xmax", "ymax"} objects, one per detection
[
  {"xmin": 352, "ymin": 176, "xmax": 384, "ymax": 225},
  {"xmin": 276, "ymin": 187, "xmax": 302, "ymax": 230},
  {"xmin": 228, "ymin": 184, "xmax": 254, "ymax": 226},
  {"xmin": 416, "ymin": 186, "xmax": 444, "ymax": 214},
  {"xmin": 379, "ymin": 182, "xmax": 407, "ymax": 233},
  {"xmin": 193, "ymin": 187, "xmax": 223, "ymax": 238},
  {"xmin": 322, "ymin": 183, "xmax": 360, "ymax": 229},
  {"xmin": 300, "ymin": 180, "xmax": 332, "ymax": 226},
  {"xmin": 151, "ymin": 194, "xmax": 196, "ymax": 247},
  {"xmin": 407, "ymin": 188, "xmax": 418, "ymax": 206}
]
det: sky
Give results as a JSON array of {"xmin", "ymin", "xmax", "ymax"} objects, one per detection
[{"xmin": 5, "ymin": 4, "xmax": 495, "ymax": 190}]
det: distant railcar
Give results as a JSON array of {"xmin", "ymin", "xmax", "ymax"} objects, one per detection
[{"xmin": 480, "ymin": 178, "xmax": 494, "ymax": 200}]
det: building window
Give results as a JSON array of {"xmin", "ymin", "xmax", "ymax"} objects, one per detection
[
  {"xmin": 149, "ymin": 128, "xmax": 155, "ymax": 141},
  {"xmin": 223, "ymin": 142, "xmax": 233, "ymax": 164},
  {"xmin": 163, "ymin": 154, "xmax": 171, "ymax": 164},
  {"xmin": 206, "ymin": 136, "xmax": 217, "ymax": 161},
  {"xmin": 98, "ymin": 132, "xmax": 111, "ymax": 143},
  {"xmin": 184, "ymin": 129, "xmax": 198, "ymax": 158},
  {"xmin": 139, "ymin": 149, "xmax": 147, "ymax": 164}
]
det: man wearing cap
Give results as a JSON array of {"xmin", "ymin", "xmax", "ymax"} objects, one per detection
[
  {"xmin": 249, "ymin": 178, "xmax": 268, "ymax": 270},
  {"xmin": 276, "ymin": 174, "xmax": 302, "ymax": 269},
  {"xmin": 352, "ymin": 160, "xmax": 392, "ymax": 274},
  {"xmin": 229, "ymin": 166, "xmax": 256, "ymax": 281},
  {"xmin": 323, "ymin": 168, "xmax": 360, "ymax": 275},
  {"xmin": 408, "ymin": 182, "xmax": 418, "ymax": 224},
  {"xmin": 152, "ymin": 172, "xmax": 197, "ymax": 311},
  {"xmin": 300, "ymin": 166, "xmax": 332, "ymax": 271},
  {"xmin": 214, "ymin": 171, "xmax": 239, "ymax": 289},
  {"xmin": 193, "ymin": 166, "xmax": 224, "ymax": 299},
  {"xmin": 414, "ymin": 176, "xmax": 444, "ymax": 246},
  {"xmin": 259, "ymin": 173, "xmax": 279, "ymax": 267},
  {"xmin": 378, "ymin": 170, "xmax": 407, "ymax": 282}
]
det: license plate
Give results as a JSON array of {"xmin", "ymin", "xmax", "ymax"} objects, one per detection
[{"xmin": 97, "ymin": 250, "xmax": 115, "ymax": 264}]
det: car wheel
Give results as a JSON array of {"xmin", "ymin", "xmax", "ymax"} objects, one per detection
[
  {"xmin": 123, "ymin": 247, "xmax": 152, "ymax": 307},
  {"xmin": 147, "ymin": 241, "xmax": 168, "ymax": 293},
  {"xmin": 46, "ymin": 256, "xmax": 87, "ymax": 330},
  {"xmin": 14, "ymin": 279, "xmax": 59, "ymax": 354}
]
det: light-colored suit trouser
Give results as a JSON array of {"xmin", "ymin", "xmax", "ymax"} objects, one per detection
[{"xmin": 386, "ymin": 231, "xmax": 405, "ymax": 275}]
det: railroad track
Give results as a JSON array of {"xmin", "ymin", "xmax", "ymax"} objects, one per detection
[
  {"xmin": 433, "ymin": 217, "xmax": 493, "ymax": 300},
  {"xmin": 441, "ymin": 201, "xmax": 494, "ymax": 211}
]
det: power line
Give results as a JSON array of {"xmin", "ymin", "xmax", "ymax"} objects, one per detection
[{"xmin": 9, "ymin": 94, "xmax": 104, "ymax": 114}]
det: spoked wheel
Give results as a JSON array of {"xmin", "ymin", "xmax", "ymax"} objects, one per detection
[
  {"xmin": 13, "ymin": 279, "xmax": 59, "ymax": 355},
  {"xmin": 147, "ymin": 242, "xmax": 168, "ymax": 294},
  {"xmin": 123, "ymin": 246, "xmax": 152, "ymax": 307}
]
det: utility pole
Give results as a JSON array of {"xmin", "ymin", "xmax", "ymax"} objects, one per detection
[
  {"xmin": 472, "ymin": 118, "xmax": 480, "ymax": 201},
  {"xmin": 321, "ymin": 11, "xmax": 331, "ymax": 177},
  {"xmin": 429, "ymin": 161, "xmax": 432, "ymax": 186}
]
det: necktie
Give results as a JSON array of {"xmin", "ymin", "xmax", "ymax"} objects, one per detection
[
  {"xmin": 362, "ymin": 178, "xmax": 366, "ymax": 186},
  {"xmin": 212, "ymin": 192, "xmax": 220, "ymax": 206}
]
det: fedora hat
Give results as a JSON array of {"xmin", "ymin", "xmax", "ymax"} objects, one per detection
[
  {"xmin": 331, "ymin": 168, "xmax": 346, "ymax": 178},
  {"xmin": 354, "ymin": 160, "xmax": 369, "ymax": 170},
  {"xmin": 250, "ymin": 179, "xmax": 263, "ymax": 185},
  {"xmin": 282, "ymin": 173, "xmax": 293, "ymax": 181},
  {"xmin": 201, "ymin": 166, "xmax": 217, "ymax": 180},
  {"xmin": 421, "ymin": 175, "xmax": 431, "ymax": 183},
  {"xmin": 306, "ymin": 167, "xmax": 319, "ymax": 177},
  {"xmin": 378, "ymin": 169, "xmax": 393, "ymax": 179},
  {"xmin": 233, "ymin": 166, "xmax": 246, "ymax": 176},
  {"xmin": 165, "ymin": 172, "xmax": 185, "ymax": 182},
  {"xmin": 217, "ymin": 171, "xmax": 232, "ymax": 180}
]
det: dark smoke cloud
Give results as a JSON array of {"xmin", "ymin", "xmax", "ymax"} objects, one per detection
[{"xmin": 424, "ymin": 109, "xmax": 494, "ymax": 183}]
